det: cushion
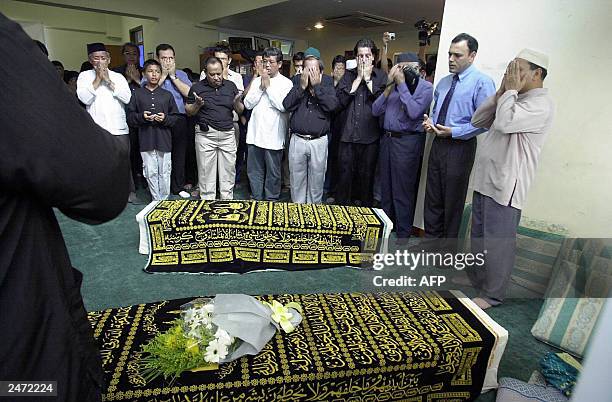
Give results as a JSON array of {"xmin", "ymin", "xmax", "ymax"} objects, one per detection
[
  {"xmin": 531, "ymin": 239, "xmax": 612, "ymax": 357},
  {"xmin": 495, "ymin": 377, "xmax": 568, "ymax": 402}
]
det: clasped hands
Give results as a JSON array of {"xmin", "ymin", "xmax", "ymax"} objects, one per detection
[
  {"xmin": 355, "ymin": 58, "xmax": 373, "ymax": 83},
  {"xmin": 94, "ymin": 63, "xmax": 114, "ymax": 91},
  {"xmin": 143, "ymin": 111, "xmax": 166, "ymax": 123},
  {"xmin": 422, "ymin": 114, "xmax": 452, "ymax": 138}
]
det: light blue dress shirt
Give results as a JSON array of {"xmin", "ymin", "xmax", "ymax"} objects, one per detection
[{"xmin": 431, "ymin": 64, "xmax": 495, "ymax": 140}]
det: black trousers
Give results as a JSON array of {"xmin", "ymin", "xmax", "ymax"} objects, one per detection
[
  {"xmin": 184, "ymin": 114, "xmax": 198, "ymax": 187},
  {"xmin": 336, "ymin": 141, "xmax": 379, "ymax": 206},
  {"xmin": 424, "ymin": 136, "xmax": 476, "ymax": 239},
  {"xmin": 128, "ymin": 127, "xmax": 142, "ymax": 188},
  {"xmin": 170, "ymin": 114, "xmax": 188, "ymax": 194},
  {"xmin": 235, "ymin": 119, "xmax": 248, "ymax": 182}
]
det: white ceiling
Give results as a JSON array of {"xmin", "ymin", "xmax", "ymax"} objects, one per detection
[{"xmin": 203, "ymin": 0, "xmax": 445, "ymax": 40}]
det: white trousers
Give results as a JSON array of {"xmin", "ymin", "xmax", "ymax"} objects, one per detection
[{"xmin": 141, "ymin": 150, "xmax": 171, "ymax": 200}]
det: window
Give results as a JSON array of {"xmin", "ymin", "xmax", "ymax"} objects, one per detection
[{"xmin": 129, "ymin": 26, "xmax": 144, "ymax": 67}]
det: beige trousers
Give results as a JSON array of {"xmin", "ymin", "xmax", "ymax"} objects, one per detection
[{"xmin": 195, "ymin": 125, "xmax": 236, "ymax": 200}]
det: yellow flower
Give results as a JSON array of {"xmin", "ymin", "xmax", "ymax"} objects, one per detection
[
  {"xmin": 185, "ymin": 339, "xmax": 200, "ymax": 355},
  {"xmin": 263, "ymin": 300, "xmax": 302, "ymax": 333}
]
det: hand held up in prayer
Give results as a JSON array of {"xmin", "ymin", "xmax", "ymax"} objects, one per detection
[
  {"xmin": 394, "ymin": 67, "xmax": 405, "ymax": 85},
  {"xmin": 233, "ymin": 93, "xmax": 244, "ymax": 114},
  {"xmin": 504, "ymin": 60, "xmax": 526, "ymax": 92},
  {"xmin": 166, "ymin": 60, "xmax": 177, "ymax": 77},
  {"xmin": 126, "ymin": 64, "xmax": 141, "ymax": 83},
  {"xmin": 496, "ymin": 73, "xmax": 507, "ymax": 99},
  {"xmin": 194, "ymin": 93, "xmax": 204, "ymax": 106},
  {"xmin": 333, "ymin": 67, "xmax": 343, "ymax": 83},
  {"xmin": 386, "ymin": 65, "xmax": 398, "ymax": 86},
  {"xmin": 363, "ymin": 61, "xmax": 373, "ymax": 82},
  {"xmin": 356, "ymin": 58, "xmax": 364, "ymax": 81},
  {"xmin": 309, "ymin": 66, "xmax": 321, "ymax": 87},
  {"xmin": 423, "ymin": 114, "xmax": 435, "ymax": 133},
  {"xmin": 300, "ymin": 69, "xmax": 309, "ymax": 90},
  {"xmin": 260, "ymin": 69, "xmax": 270, "ymax": 90}
]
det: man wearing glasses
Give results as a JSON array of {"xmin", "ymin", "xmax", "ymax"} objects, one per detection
[{"xmin": 243, "ymin": 47, "xmax": 293, "ymax": 200}]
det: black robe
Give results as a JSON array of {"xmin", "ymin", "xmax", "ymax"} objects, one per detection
[{"xmin": 0, "ymin": 13, "xmax": 129, "ymax": 401}]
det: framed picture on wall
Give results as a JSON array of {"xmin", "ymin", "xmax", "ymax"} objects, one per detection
[
  {"xmin": 228, "ymin": 37, "xmax": 253, "ymax": 52},
  {"xmin": 254, "ymin": 36, "xmax": 270, "ymax": 51}
]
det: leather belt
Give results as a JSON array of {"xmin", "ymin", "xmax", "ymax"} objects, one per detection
[
  {"xmin": 293, "ymin": 132, "xmax": 327, "ymax": 140},
  {"xmin": 385, "ymin": 130, "xmax": 422, "ymax": 137}
]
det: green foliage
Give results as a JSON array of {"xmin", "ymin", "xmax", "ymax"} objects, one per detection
[{"xmin": 139, "ymin": 319, "xmax": 215, "ymax": 383}]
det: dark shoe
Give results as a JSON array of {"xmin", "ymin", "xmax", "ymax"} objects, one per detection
[{"xmin": 128, "ymin": 192, "xmax": 145, "ymax": 205}]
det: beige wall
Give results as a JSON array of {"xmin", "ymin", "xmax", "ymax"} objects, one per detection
[
  {"xmin": 0, "ymin": 1, "xmax": 127, "ymax": 69},
  {"xmin": 416, "ymin": 0, "xmax": 612, "ymax": 237},
  {"xmin": 2, "ymin": 0, "xmax": 221, "ymax": 71}
]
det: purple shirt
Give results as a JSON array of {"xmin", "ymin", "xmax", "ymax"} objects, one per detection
[
  {"xmin": 141, "ymin": 69, "xmax": 191, "ymax": 114},
  {"xmin": 372, "ymin": 79, "xmax": 433, "ymax": 133}
]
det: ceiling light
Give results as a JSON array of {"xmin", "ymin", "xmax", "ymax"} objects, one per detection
[{"xmin": 314, "ymin": 22, "xmax": 324, "ymax": 29}]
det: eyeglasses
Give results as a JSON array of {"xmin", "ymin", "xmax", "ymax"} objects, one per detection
[{"xmin": 263, "ymin": 59, "xmax": 278, "ymax": 66}]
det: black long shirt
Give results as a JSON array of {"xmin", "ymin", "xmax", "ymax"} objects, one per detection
[
  {"xmin": 186, "ymin": 79, "xmax": 238, "ymax": 131},
  {"xmin": 336, "ymin": 68, "xmax": 387, "ymax": 144},
  {"xmin": 283, "ymin": 74, "xmax": 338, "ymax": 136},
  {"xmin": 1, "ymin": 12, "xmax": 129, "ymax": 401},
  {"xmin": 127, "ymin": 86, "xmax": 180, "ymax": 152}
]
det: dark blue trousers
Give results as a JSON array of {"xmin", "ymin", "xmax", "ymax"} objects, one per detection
[{"xmin": 380, "ymin": 133, "xmax": 425, "ymax": 238}]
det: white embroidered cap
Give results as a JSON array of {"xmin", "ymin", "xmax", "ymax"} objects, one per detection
[{"xmin": 516, "ymin": 48, "xmax": 549, "ymax": 69}]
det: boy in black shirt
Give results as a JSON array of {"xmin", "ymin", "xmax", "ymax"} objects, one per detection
[{"xmin": 127, "ymin": 59, "xmax": 180, "ymax": 200}]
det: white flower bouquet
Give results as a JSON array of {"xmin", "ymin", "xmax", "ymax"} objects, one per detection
[{"xmin": 139, "ymin": 294, "xmax": 302, "ymax": 383}]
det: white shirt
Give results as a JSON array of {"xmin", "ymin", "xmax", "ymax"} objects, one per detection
[
  {"xmin": 77, "ymin": 69, "xmax": 131, "ymax": 135},
  {"xmin": 244, "ymin": 74, "xmax": 293, "ymax": 150},
  {"xmin": 471, "ymin": 88, "xmax": 554, "ymax": 209}
]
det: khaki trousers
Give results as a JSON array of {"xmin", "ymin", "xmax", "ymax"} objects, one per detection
[{"xmin": 195, "ymin": 126, "xmax": 236, "ymax": 200}]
